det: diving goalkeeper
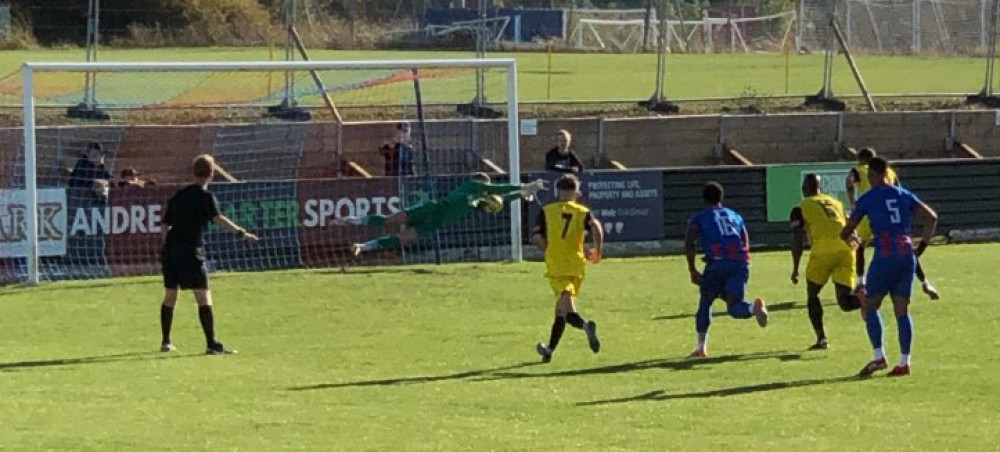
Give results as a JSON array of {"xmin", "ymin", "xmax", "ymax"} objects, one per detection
[{"xmin": 338, "ymin": 173, "xmax": 547, "ymax": 256}]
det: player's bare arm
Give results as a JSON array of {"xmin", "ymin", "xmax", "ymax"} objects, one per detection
[
  {"xmin": 840, "ymin": 217, "xmax": 860, "ymax": 242},
  {"xmin": 531, "ymin": 227, "xmax": 547, "ymax": 252},
  {"xmin": 790, "ymin": 207, "xmax": 805, "ymax": 285},
  {"xmin": 212, "ymin": 215, "xmax": 259, "ymax": 243},
  {"xmin": 913, "ymin": 201, "xmax": 938, "ymax": 256},
  {"xmin": 741, "ymin": 226, "xmax": 751, "ymax": 255},
  {"xmin": 846, "ymin": 169, "xmax": 859, "ymax": 207},
  {"xmin": 684, "ymin": 222, "xmax": 701, "ymax": 285},
  {"xmin": 587, "ymin": 215, "xmax": 603, "ymax": 263}
]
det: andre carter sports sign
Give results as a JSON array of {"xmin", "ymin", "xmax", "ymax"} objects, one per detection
[{"xmin": 0, "ymin": 189, "xmax": 67, "ymax": 257}]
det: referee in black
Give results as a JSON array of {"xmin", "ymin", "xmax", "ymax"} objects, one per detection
[{"xmin": 160, "ymin": 154, "xmax": 258, "ymax": 355}]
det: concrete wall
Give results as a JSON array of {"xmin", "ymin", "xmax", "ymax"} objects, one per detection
[{"xmin": 4, "ymin": 110, "xmax": 997, "ymax": 185}]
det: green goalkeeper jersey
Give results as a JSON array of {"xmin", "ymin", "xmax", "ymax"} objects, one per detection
[{"xmin": 406, "ymin": 179, "xmax": 523, "ymax": 233}]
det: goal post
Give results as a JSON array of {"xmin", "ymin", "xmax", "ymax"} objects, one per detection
[{"xmin": 14, "ymin": 59, "xmax": 522, "ymax": 285}]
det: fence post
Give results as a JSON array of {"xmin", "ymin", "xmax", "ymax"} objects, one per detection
[
  {"xmin": 795, "ymin": 0, "xmax": 803, "ymax": 51},
  {"xmin": 846, "ymin": 1, "xmax": 852, "ymax": 47},
  {"xmin": 715, "ymin": 115, "xmax": 726, "ymax": 161},
  {"xmin": 595, "ymin": 117, "xmax": 606, "ymax": 168},
  {"xmin": 983, "ymin": 0, "xmax": 989, "ymax": 53},
  {"xmin": 946, "ymin": 111, "xmax": 957, "ymax": 154},
  {"xmin": 834, "ymin": 111, "xmax": 844, "ymax": 157},
  {"xmin": 704, "ymin": 9, "xmax": 713, "ymax": 53}
]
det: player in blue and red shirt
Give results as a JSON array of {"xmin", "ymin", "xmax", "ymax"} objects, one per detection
[
  {"xmin": 841, "ymin": 157, "xmax": 938, "ymax": 378},
  {"xmin": 685, "ymin": 182, "xmax": 769, "ymax": 358}
]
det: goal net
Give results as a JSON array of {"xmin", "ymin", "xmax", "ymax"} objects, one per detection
[
  {"xmin": 799, "ymin": 0, "xmax": 989, "ymax": 55},
  {"xmin": 3, "ymin": 59, "xmax": 521, "ymax": 285},
  {"xmin": 570, "ymin": 11, "xmax": 795, "ymax": 53}
]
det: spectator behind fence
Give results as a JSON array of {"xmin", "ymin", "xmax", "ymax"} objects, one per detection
[
  {"xmin": 379, "ymin": 122, "xmax": 414, "ymax": 176},
  {"xmin": 70, "ymin": 142, "xmax": 111, "ymax": 201},
  {"xmin": 545, "ymin": 129, "xmax": 584, "ymax": 174},
  {"xmin": 118, "ymin": 168, "xmax": 156, "ymax": 190}
]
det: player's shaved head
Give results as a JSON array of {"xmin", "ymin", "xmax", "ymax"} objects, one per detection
[
  {"xmin": 866, "ymin": 156, "xmax": 891, "ymax": 187},
  {"xmin": 192, "ymin": 154, "xmax": 215, "ymax": 179},
  {"xmin": 472, "ymin": 172, "xmax": 491, "ymax": 183},
  {"xmin": 802, "ymin": 173, "xmax": 821, "ymax": 196},
  {"xmin": 858, "ymin": 147, "xmax": 877, "ymax": 163},
  {"xmin": 868, "ymin": 156, "xmax": 889, "ymax": 176},
  {"xmin": 703, "ymin": 182, "xmax": 724, "ymax": 205}
]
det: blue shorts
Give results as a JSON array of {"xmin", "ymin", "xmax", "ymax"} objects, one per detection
[
  {"xmin": 866, "ymin": 255, "xmax": 916, "ymax": 300},
  {"xmin": 700, "ymin": 261, "xmax": 749, "ymax": 304}
]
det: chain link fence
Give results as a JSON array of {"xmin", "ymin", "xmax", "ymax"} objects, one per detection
[{"xmin": 800, "ymin": 0, "xmax": 994, "ymax": 56}]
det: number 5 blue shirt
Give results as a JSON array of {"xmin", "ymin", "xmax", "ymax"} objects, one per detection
[{"xmin": 850, "ymin": 184, "xmax": 922, "ymax": 259}]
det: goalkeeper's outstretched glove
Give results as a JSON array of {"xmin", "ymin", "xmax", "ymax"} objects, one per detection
[{"xmin": 521, "ymin": 179, "xmax": 547, "ymax": 200}]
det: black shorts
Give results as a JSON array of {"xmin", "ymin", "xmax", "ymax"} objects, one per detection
[{"xmin": 161, "ymin": 247, "xmax": 208, "ymax": 290}]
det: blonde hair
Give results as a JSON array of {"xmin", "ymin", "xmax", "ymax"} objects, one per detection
[
  {"xmin": 557, "ymin": 129, "xmax": 572, "ymax": 148},
  {"xmin": 192, "ymin": 154, "xmax": 216, "ymax": 179}
]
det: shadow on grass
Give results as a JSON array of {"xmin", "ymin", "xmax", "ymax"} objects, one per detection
[
  {"xmin": 652, "ymin": 300, "xmax": 833, "ymax": 321},
  {"xmin": 288, "ymin": 361, "xmax": 542, "ymax": 391},
  {"xmin": 321, "ymin": 267, "xmax": 442, "ymax": 276},
  {"xmin": 0, "ymin": 279, "xmax": 162, "ymax": 295},
  {"xmin": 0, "ymin": 351, "xmax": 197, "ymax": 372},
  {"xmin": 293, "ymin": 351, "xmax": 807, "ymax": 391},
  {"xmin": 471, "ymin": 350, "xmax": 806, "ymax": 383},
  {"xmin": 577, "ymin": 375, "xmax": 861, "ymax": 406}
]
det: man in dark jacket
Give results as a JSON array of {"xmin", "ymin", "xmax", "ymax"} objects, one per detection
[{"xmin": 545, "ymin": 129, "xmax": 584, "ymax": 173}]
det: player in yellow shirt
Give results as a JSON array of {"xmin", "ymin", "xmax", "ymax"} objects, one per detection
[
  {"xmin": 847, "ymin": 148, "xmax": 939, "ymax": 300},
  {"xmin": 791, "ymin": 174, "xmax": 862, "ymax": 350},
  {"xmin": 531, "ymin": 174, "xmax": 604, "ymax": 363}
]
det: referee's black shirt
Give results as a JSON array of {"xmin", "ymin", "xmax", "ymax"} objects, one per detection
[{"xmin": 163, "ymin": 184, "xmax": 220, "ymax": 252}]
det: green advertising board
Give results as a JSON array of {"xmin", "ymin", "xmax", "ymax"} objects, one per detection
[{"xmin": 766, "ymin": 163, "xmax": 855, "ymax": 222}]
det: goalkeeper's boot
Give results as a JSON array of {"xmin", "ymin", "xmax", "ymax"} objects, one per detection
[
  {"xmin": 888, "ymin": 364, "xmax": 911, "ymax": 377},
  {"xmin": 584, "ymin": 321, "xmax": 601, "ymax": 353},
  {"xmin": 160, "ymin": 343, "xmax": 176, "ymax": 353},
  {"xmin": 858, "ymin": 357, "xmax": 887, "ymax": 377},
  {"xmin": 535, "ymin": 343, "xmax": 553, "ymax": 363},
  {"xmin": 206, "ymin": 341, "xmax": 238, "ymax": 355},
  {"xmin": 922, "ymin": 280, "xmax": 940, "ymax": 301}
]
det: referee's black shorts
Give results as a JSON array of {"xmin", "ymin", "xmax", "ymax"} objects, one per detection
[{"xmin": 161, "ymin": 246, "xmax": 208, "ymax": 290}]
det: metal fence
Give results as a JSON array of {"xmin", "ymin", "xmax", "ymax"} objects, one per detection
[
  {"xmin": 7, "ymin": 1, "xmax": 1000, "ymax": 107},
  {"xmin": 799, "ymin": 0, "xmax": 994, "ymax": 55},
  {"xmin": 0, "ymin": 4, "xmax": 9, "ymax": 40}
]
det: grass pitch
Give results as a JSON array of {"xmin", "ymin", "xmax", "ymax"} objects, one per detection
[
  {"xmin": 0, "ymin": 243, "xmax": 997, "ymax": 450},
  {"xmin": 0, "ymin": 48, "xmax": 988, "ymax": 103}
]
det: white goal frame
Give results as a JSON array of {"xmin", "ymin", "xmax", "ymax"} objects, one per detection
[{"xmin": 20, "ymin": 59, "xmax": 523, "ymax": 285}]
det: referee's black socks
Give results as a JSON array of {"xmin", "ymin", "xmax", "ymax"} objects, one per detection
[
  {"xmin": 198, "ymin": 305, "xmax": 216, "ymax": 347},
  {"xmin": 160, "ymin": 305, "xmax": 174, "ymax": 345}
]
